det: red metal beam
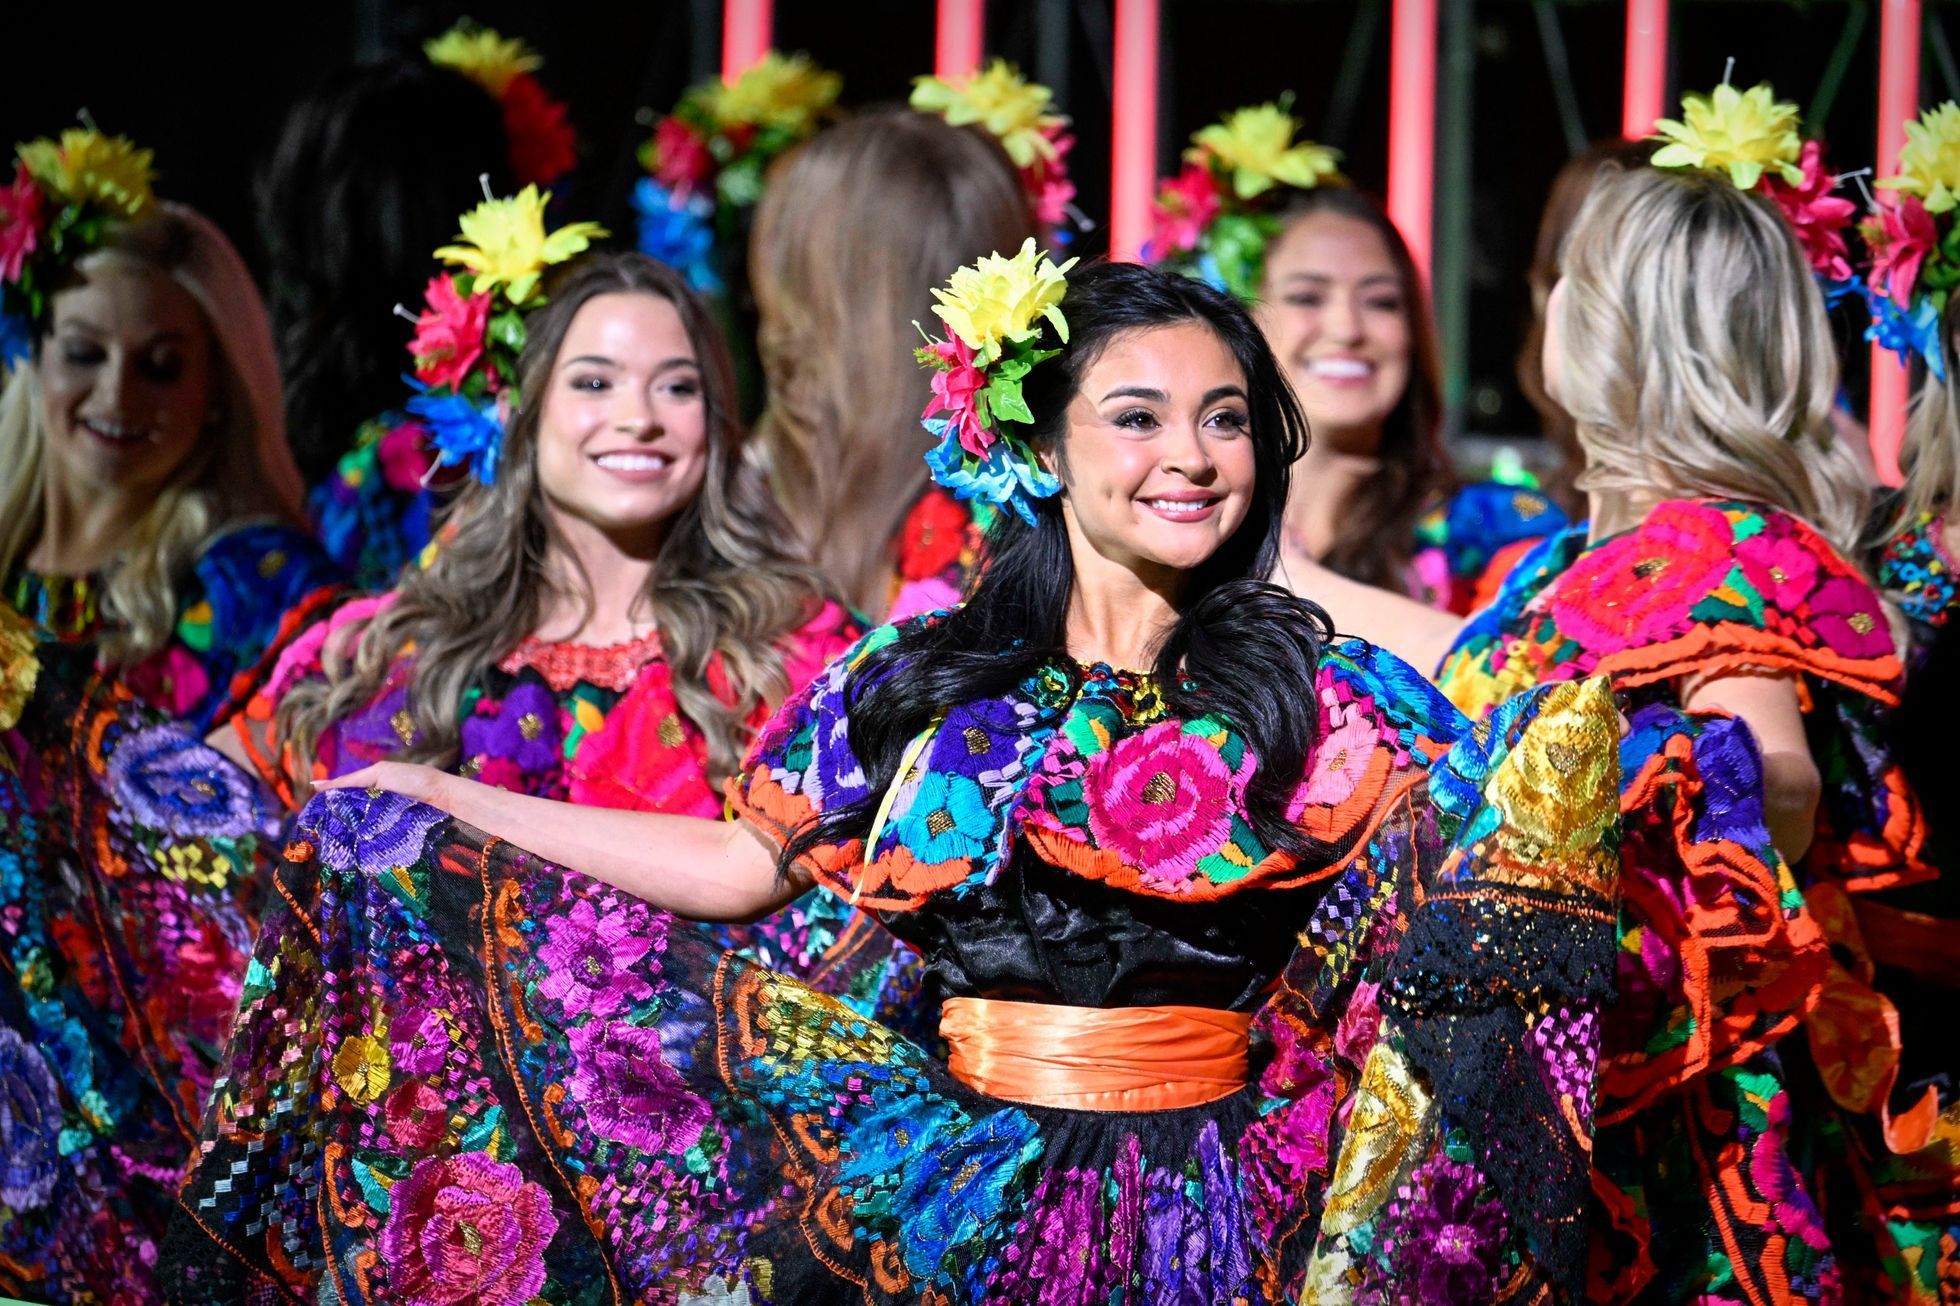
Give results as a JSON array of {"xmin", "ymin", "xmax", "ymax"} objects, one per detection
[
  {"xmin": 1872, "ymin": 0, "xmax": 1922, "ymax": 486},
  {"xmin": 1622, "ymin": 0, "xmax": 1669, "ymax": 138},
  {"xmin": 1387, "ymin": 0, "xmax": 1438, "ymax": 281},
  {"xmin": 936, "ymin": 0, "xmax": 986, "ymax": 80},
  {"xmin": 722, "ymin": 0, "xmax": 773, "ymax": 84},
  {"xmin": 1110, "ymin": 0, "xmax": 1160, "ymax": 262}
]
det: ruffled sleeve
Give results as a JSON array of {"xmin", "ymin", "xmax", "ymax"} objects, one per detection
[{"xmin": 1411, "ymin": 481, "xmax": 1570, "ymax": 614}]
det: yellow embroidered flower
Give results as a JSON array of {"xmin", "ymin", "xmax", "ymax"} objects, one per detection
[
  {"xmin": 910, "ymin": 59, "xmax": 1064, "ymax": 169},
  {"xmin": 423, "ymin": 23, "xmax": 541, "ymax": 96},
  {"xmin": 433, "ymin": 186, "xmax": 608, "ymax": 305},
  {"xmin": 331, "ymin": 1034, "xmax": 392, "ymax": 1103},
  {"xmin": 0, "ymin": 607, "xmax": 40, "ymax": 732},
  {"xmin": 1191, "ymin": 103, "xmax": 1341, "ymax": 201},
  {"xmin": 1650, "ymin": 82, "xmax": 1804, "ymax": 190},
  {"xmin": 1880, "ymin": 101, "xmax": 1960, "ymax": 213},
  {"xmin": 930, "ymin": 238, "xmax": 1076, "ymax": 364},
  {"xmin": 17, "ymin": 129, "xmax": 155, "ymax": 218},
  {"xmin": 708, "ymin": 52, "xmax": 841, "ymax": 134}
]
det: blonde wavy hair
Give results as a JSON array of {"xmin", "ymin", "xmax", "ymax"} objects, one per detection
[
  {"xmin": 277, "ymin": 252, "xmax": 825, "ymax": 783},
  {"xmin": 0, "ymin": 203, "xmax": 305, "ymax": 663},
  {"xmin": 1892, "ymin": 303, "xmax": 1960, "ymax": 530},
  {"xmin": 1553, "ymin": 165, "xmax": 1870, "ymax": 563},
  {"xmin": 749, "ymin": 107, "xmax": 1034, "ymax": 615}
]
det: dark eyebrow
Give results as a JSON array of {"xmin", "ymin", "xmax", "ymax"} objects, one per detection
[
  {"xmin": 1279, "ymin": 271, "xmax": 1400, "ymax": 290},
  {"xmin": 558, "ymin": 354, "xmax": 697, "ymax": 372},
  {"xmin": 1101, "ymin": 385, "xmax": 1168, "ymax": 403},
  {"xmin": 58, "ymin": 318, "xmax": 188, "ymax": 343},
  {"xmin": 1201, "ymin": 384, "xmax": 1248, "ymax": 405}
]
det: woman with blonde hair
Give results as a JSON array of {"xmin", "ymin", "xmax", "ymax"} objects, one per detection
[
  {"xmin": 1427, "ymin": 140, "xmax": 1928, "ymax": 1296},
  {"xmin": 749, "ymin": 105, "xmax": 1036, "ymax": 620},
  {"xmin": 0, "ymin": 163, "xmax": 340, "ymax": 729}
]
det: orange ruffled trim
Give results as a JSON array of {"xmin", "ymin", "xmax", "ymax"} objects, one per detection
[{"xmin": 940, "ymin": 997, "xmax": 1251, "ymax": 1111}]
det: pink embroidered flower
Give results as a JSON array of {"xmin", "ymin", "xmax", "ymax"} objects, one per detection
[
  {"xmin": 1761, "ymin": 140, "xmax": 1855, "ymax": 283},
  {"xmin": 1735, "ymin": 524, "xmax": 1820, "ymax": 613},
  {"xmin": 920, "ymin": 335, "xmax": 990, "ymax": 458},
  {"xmin": 0, "ymin": 164, "xmax": 43, "ymax": 284},
  {"xmin": 378, "ymin": 1152, "xmax": 558, "ymax": 1306},
  {"xmin": 1290, "ymin": 702, "xmax": 1379, "ymax": 815},
  {"xmin": 653, "ymin": 116, "xmax": 714, "ymax": 196},
  {"xmin": 1146, "ymin": 161, "xmax": 1221, "ymax": 259},
  {"xmin": 1808, "ymin": 575, "xmax": 1893, "ymax": 661},
  {"xmin": 1863, "ymin": 192, "xmax": 1937, "ymax": 308},
  {"xmin": 1548, "ymin": 501, "xmax": 1734, "ymax": 655},
  {"xmin": 122, "ymin": 644, "xmax": 211, "ymax": 718},
  {"xmin": 378, "ymin": 419, "xmax": 436, "ymax": 492},
  {"xmin": 1748, "ymin": 1090, "xmax": 1832, "ymax": 1251},
  {"xmin": 410, "ymin": 275, "xmax": 491, "ymax": 392},
  {"xmin": 390, "ymin": 1002, "xmax": 450, "ymax": 1077},
  {"xmin": 384, "ymin": 1078, "xmax": 449, "ymax": 1150},
  {"xmin": 566, "ymin": 1020, "xmax": 711, "ymax": 1153},
  {"xmin": 534, "ymin": 898, "xmax": 659, "ymax": 1018},
  {"xmin": 1334, "ymin": 979, "xmax": 1384, "ymax": 1066},
  {"xmin": 1084, "ymin": 721, "xmax": 1251, "ymax": 885}
]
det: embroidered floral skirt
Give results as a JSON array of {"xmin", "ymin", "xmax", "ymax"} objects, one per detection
[
  {"xmin": 0, "ymin": 635, "xmax": 281, "ymax": 1304},
  {"xmin": 164, "ymin": 680, "xmax": 1636, "ymax": 1304}
]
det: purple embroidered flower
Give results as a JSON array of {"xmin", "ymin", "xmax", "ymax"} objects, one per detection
[
  {"xmin": 391, "ymin": 1002, "xmax": 451, "ymax": 1077},
  {"xmin": 0, "ymin": 1028, "xmax": 62, "ymax": 1210},
  {"xmin": 105, "ymin": 722, "xmax": 265, "ymax": 838},
  {"xmin": 534, "ymin": 898, "xmax": 660, "ymax": 1019},
  {"xmin": 378, "ymin": 1152, "xmax": 559, "ymax": 1306},
  {"xmin": 338, "ymin": 683, "xmax": 416, "ymax": 759},
  {"xmin": 1362, "ymin": 1154, "xmax": 1511, "ymax": 1304},
  {"xmin": 567, "ymin": 1019, "xmax": 711, "ymax": 1154},
  {"xmin": 302, "ymin": 788, "xmax": 446, "ymax": 874},
  {"xmin": 1690, "ymin": 715, "xmax": 1770, "ymax": 847},
  {"xmin": 461, "ymin": 679, "xmax": 563, "ymax": 776}
]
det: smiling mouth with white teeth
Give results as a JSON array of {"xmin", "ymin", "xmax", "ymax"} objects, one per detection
[
  {"xmin": 594, "ymin": 452, "xmax": 671, "ymax": 471},
  {"xmin": 1139, "ymin": 496, "xmax": 1222, "ymax": 521},
  {"xmin": 80, "ymin": 417, "xmax": 156, "ymax": 445},
  {"xmin": 1305, "ymin": 358, "xmax": 1375, "ymax": 383}
]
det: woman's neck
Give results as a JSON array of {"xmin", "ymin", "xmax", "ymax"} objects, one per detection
[
  {"xmin": 1064, "ymin": 548, "xmax": 1183, "ymax": 673},
  {"xmin": 530, "ymin": 512, "xmax": 662, "ymax": 646},
  {"xmin": 1585, "ymin": 487, "xmax": 1665, "ymax": 543},
  {"xmin": 1282, "ymin": 442, "xmax": 1382, "ymax": 560},
  {"xmin": 27, "ymin": 473, "xmax": 151, "ymax": 576}
]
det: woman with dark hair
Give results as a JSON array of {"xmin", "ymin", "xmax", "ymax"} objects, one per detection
[
  {"xmin": 168, "ymin": 253, "xmax": 1640, "ymax": 1302},
  {"xmin": 259, "ymin": 56, "xmax": 514, "ymax": 491},
  {"xmin": 1146, "ymin": 104, "xmax": 1566, "ymax": 651}
]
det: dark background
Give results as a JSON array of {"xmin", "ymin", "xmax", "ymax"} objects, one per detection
[{"xmin": 5, "ymin": 0, "xmax": 1952, "ymax": 448}]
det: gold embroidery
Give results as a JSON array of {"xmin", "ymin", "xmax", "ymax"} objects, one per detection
[
  {"xmin": 1848, "ymin": 611, "xmax": 1876, "ymax": 635},
  {"xmin": 658, "ymin": 714, "xmax": 686, "ymax": 748},
  {"xmin": 258, "ymin": 549, "xmax": 287, "ymax": 579},
  {"xmin": 1322, "ymin": 1040, "xmax": 1433, "ymax": 1233},
  {"xmin": 1141, "ymin": 771, "xmax": 1176, "ymax": 804},
  {"xmin": 926, "ymin": 810, "xmax": 956, "ymax": 837},
  {"xmin": 390, "ymin": 709, "xmax": 415, "ymax": 745},
  {"xmin": 518, "ymin": 712, "xmax": 543, "ymax": 742},
  {"xmin": 1769, "ymin": 565, "xmax": 1789, "ymax": 584},
  {"xmin": 1631, "ymin": 557, "xmax": 1667, "ymax": 579},
  {"xmin": 963, "ymin": 725, "xmax": 990, "ymax": 755}
]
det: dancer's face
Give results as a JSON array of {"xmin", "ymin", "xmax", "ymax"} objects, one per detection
[
  {"xmin": 1051, "ymin": 320, "xmax": 1258, "ymax": 578},
  {"xmin": 37, "ymin": 265, "xmax": 216, "ymax": 498},
  {"xmin": 533, "ymin": 292, "xmax": 711, "ymax": 549},
  {"xmin": 1256, "ymin": 210, "xmax": 1412, "ymax": 456}
]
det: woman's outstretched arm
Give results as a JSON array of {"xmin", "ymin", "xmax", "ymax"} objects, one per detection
[{"xmin": 317, "ymin": 762, "xmax": 807, "ymax": 921}]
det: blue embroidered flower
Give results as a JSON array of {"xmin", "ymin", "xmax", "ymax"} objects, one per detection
[
  {"xmin": 104, "ymin": 723, "xmax": 267, "ymax": 839},
  {"xmin": 889, "ymin": 770, "xmax": 994, "ymax": 863},
  {"xmin": 923, "ymin": 417, "xmax": 1060, "ymax": 528},
  {"xmin": 407, "ymin": 383, "xmax": 506, "ymax": 485},
  {"xmin": 300, "ymin": 788, "xmax": 446, "ymax": 874},
  {"xmin": 0, "ymin": 1027, "xmax": 63, "ymax": 1211},
  {"xmin": 633, "ymin": 178, "xmax": 723, "ymax": 294}
]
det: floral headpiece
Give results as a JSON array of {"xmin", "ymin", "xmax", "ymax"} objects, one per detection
[
  {"xmin": 425, "ymin": 21, "xmax": 578, "ymax": 189},
  {"xmin": 1866, "ymin": 103, "xmax": 1960, "ymax": 380},
  {"xmin": 910, "ymin": 60, "xmax": 1077, "ymax": 240},
  {"xmin": 1649, "ymin": 81, "xmax": 1860, "ymax": 299},
  {"xmin": 1141, "ymin": 99, "xmax": 1343, "ymax": 302},
  {"xmin": 634, "ymin": 51, "xmax": 842, "ymax": 294},
  {"xmin": 916, "ymin": 238, "xmax": 1075, "ymax": 524},
  {"xmin": 402, "ymin": 184, "xmax": 607, "ymax": 483},
  {"xmin": 1, "ymin": 127, "xmax": 156, "ymax": 368}
]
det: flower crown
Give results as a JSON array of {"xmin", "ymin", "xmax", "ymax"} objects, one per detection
[
  {"xmin": 910, "ymin": 60, "xmax": 1077, "ymax": 240},
  {"xmin": 1865, "ymin": 102, "xmax": 1960, "ymax": 380},
  {"xmin": 916, "ymin": 238, "xmax": 1075, "ymax": 524},
  {"xmin": 1, "ymin": 126, "xmax": 156, "ymax": 369},
  {"xmin": 1141, "ymin": 99, "xmax": 1342, "ymax": 301},
  {"xmin": 402, "ymin": 185, "xmax": 607, "ymax": 483},
  {"xmin": 425, "ymin": 21, "xmax": 578, "ymax": 189},
  {"xmin": 1649, "ymin": 81, "xmax": 1860, "ymax": 297},
  {"xmin": 635, "ymin": 51, "xmax": 841, "ymax": 294}
]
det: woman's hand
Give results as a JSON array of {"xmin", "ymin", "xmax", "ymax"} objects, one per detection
[{"xmin": 315, "ymin": 761, "xmax": 454, "ymax": 809}]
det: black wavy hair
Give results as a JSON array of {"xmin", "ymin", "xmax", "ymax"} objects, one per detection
[
  {"xmin": 258, "ymin": 57, "xmax": 514, "ymax": 485},
  {"xmin": 786, "ymin": 259, "xmax": 1336, "ymax": 870}
]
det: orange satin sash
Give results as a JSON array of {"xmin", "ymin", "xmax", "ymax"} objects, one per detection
[{"xmin": 939, "ymin": 997, "xmax": 1252, "ymax": 1112}]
